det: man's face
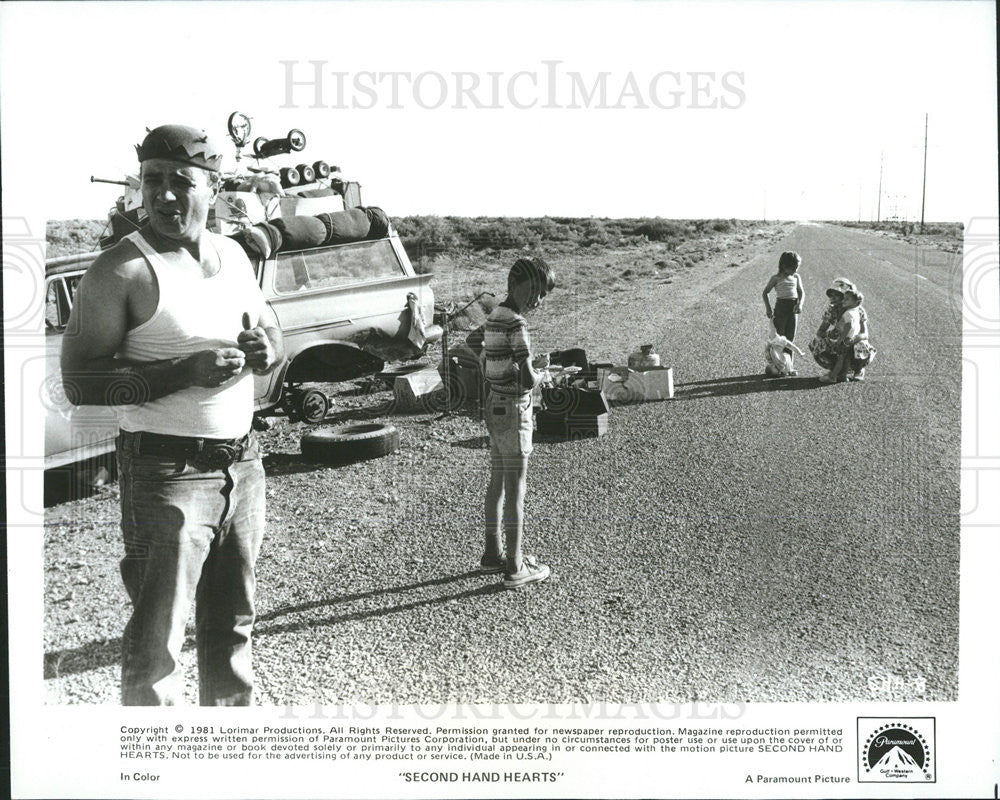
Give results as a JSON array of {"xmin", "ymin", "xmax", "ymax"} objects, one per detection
[{"xmin": 140, "ymin": 158, "xmax": 218, "ymax": 242}]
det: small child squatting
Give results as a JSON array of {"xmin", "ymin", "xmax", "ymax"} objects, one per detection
[{"xmin": 819, "ymin": 288, "xmax": 873, "ymax": 383}]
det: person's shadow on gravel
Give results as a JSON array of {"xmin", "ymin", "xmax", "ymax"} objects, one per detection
[
  {"xmin": 254, "ymin": 572, "xmax": 504, "ymax": 637},
  {"xmin": 44, "ymin": 573, "xmax": 503, "ymax": 680},
  {"xmin": 451, "ymin": 435, "xmax": 490, "ymax": 450},
  {"xmin": 675, "ymin": 373, "xmax": 828, "ymax": 400}
]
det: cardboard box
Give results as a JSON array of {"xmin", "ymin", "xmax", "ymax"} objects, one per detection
[
  {"xmin": 535, "ymin": 409, "xmax": 567, "ymax": 437},
  {"xmin": 626, "ymin": 366, "xmax": 674, "ymax": 401},
  {"xmin": 536, "ymin": 387, "xmax": 611, "ymax": 441},
  {"xmin": 393, "ymin": 366, "xmax": 444, "ymax": 409},
  {"xmin": 601, "ymin": 366, "xmax": 674, "ymax": 403},
  {"xmin": 566, "ymin": 413, "xmax": 609, "ymax": 439},
  {"xmin": 535, "ymin": 410, "xmax": 609, "ymax": 441},
  {"xmin": 541, "ymin": 386, "xmax": 611, "ymax": 416}
]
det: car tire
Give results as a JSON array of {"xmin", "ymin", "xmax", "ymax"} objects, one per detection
[
  {"xmin": 297, "ymin": 163, "xmax": 316, "ymax": 184},
  {"xmin": 312, "ymin": 160, "xmax": 331, "ymax": 178},
  {"xmin": 296, "ymin": 388, "xmax": 330, "ymax": 424},
  {"xmin": 301, "ymin": 423, "xmax": 400, "ymax": 464},
  {"xmin": 288, "ymin": 129, "xmax": 307, "ymax": 151},
  {"xmin": 280, "ymin": 167, "xmax": 301, "ymax": 188}
]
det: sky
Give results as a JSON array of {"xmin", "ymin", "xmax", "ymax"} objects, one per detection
[{"xmin": 1, "ymin": 1, "xmax": 997, "ymax": 223}]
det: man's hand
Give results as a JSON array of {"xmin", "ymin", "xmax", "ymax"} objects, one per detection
[
  {"xmin": 186, "ymin": 348, "xmax": 247, "ymax": 387},
  {"xmin": 237, "ymin": 311, "xmax": 278, "ymax": 374}
]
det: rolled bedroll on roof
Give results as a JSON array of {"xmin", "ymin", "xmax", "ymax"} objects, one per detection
[{"xmin": 229, "ymin": 207, "xmax": 391, "ymax": 256}]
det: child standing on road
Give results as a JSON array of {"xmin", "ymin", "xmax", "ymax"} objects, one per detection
[
  {"xmin": 762, "ymin": 251, "xmax": 805, "ymax": 375},
  {"xmin": 479, "ymin": 257, "xmax": 556, "ymax": 589}
]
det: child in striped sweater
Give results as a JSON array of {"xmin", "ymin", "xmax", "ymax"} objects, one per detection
[{"xmin": 479, "ymin": 257, "xmax": 556, "ymax": 589}]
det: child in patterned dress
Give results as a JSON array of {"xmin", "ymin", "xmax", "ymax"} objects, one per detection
[
  {"xmin": 809, "ymin": 277, "xmax": 855, "ymax": 370},
  {"xmin": 820, "ymin": 288, "xmax": 874, "ymax": 382}
]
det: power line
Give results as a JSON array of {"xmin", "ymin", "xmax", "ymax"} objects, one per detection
[
  {"xmin": 876, "ymin": 152, "xmax": 884, "ymax": 223},
  {"xmin": 920, "ymin": 113, "xmax": 929, "ymax": 228}
]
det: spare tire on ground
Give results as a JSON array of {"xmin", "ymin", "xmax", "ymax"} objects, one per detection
[{"xmin": 301, "ymin": 424, "xmax": 400, "ymax": 464}]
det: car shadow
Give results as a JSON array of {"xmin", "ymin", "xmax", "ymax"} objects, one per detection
[
  {"xmin": 262, "ymin": 452, "xmax": 338, "ymax": 477},
  {"xmin": 43, "ymin": 571, "xmax": 503, "ymax": 680},
  {"xmin": 674, "ymin": 373, "xmax": 829, "ymax": 400},
  {"xmin": 44, "ymin": 455, "xmax": 118, "ymax": 508}
]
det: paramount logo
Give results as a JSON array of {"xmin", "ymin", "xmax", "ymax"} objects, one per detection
[{"xmin": 858, "ymin": 718, "xmax": 935, "ymax": 784}]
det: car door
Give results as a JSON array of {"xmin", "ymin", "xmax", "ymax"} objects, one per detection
[{"xmin": 45, "ymin": 271, "xmax": 121, "ymax": 469}]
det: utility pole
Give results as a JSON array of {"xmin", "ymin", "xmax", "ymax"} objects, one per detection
[
  {"xmin": 877, "ymin": 152, "xmax": 884, "ymax": 223},
  {"xmin": 920, "ymin": 113, "xmax": 928, "ymax": 229}
]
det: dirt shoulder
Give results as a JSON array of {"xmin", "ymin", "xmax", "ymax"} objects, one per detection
[
  {"xmin": 826, "ymin": 220, "xmax": 963, "ymax": 254},
  {"xmin": 42, "ymin": 220, "xmax": 793, "ymax": 704}
]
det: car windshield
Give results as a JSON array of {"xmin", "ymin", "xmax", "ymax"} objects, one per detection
[{"xmin": 274, "ymin": 239, "xmax": 404, "ymax": 294}]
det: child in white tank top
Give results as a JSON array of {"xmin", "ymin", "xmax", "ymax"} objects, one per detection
[{"xmin": 761, "ymin": 251, "xmax": 805, "ymax": 374}]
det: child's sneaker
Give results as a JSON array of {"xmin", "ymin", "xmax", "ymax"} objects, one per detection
[
  {"xmin": 479, "ymin": 552, "xmax": 507, "ymax": 575},
  {"xmin": 502, "ymin": 556, "xmax": 550, "ymax": 589},
  {"xmin": 852, "ymin": 369, "xmax": 866, "ymax": 382}
]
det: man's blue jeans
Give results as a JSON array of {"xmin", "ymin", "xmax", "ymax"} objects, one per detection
[{"xmin": 116, "ymin": 431, "xmax": 266, "ymax": 706}]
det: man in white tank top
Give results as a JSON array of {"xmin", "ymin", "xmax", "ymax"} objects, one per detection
[{"xmin": 61, "ymin": 124, "xmax": 284, "ymax": 705}]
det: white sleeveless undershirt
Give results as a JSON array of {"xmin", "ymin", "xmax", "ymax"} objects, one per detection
[{"xmin": 116, "ymin": 231, "xmax": 264, "ymax": 438}]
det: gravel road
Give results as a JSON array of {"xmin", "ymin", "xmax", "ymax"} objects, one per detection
[{"xmin": 43, "ymin": 223, "xmax": 960, "ymax": 705}]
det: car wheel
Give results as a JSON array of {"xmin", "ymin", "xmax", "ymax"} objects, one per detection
[
  {"xmin": 227, "ymin": 112, "xmax": 252, "ymax": 146},
  {"xmin": 300, "ymin": 423, "xmax": 400, "ymax": 464},
  {"xmin": 296, "ymin": 388, "xmax": 330, "ymax": 424},
  {"xmin": 312, "ymin": 160, "xmax": 331, "ymax": 178},
  {"xmin": 297, "ymin": 163, "xmax": 316, "ymax": 184},
  {"xmin": 279, "ymin": 167, "xmax": 301, "ymax": 188}
]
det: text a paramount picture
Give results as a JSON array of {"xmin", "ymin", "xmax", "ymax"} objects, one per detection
[{"xmin": 4, "ymin": 1, "xmax": 1000, "ymax": 799}]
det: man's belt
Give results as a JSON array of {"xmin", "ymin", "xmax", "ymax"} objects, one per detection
[{"xmin": 129, "ymin": 431, "xmax": 252, "ymax": 469}]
